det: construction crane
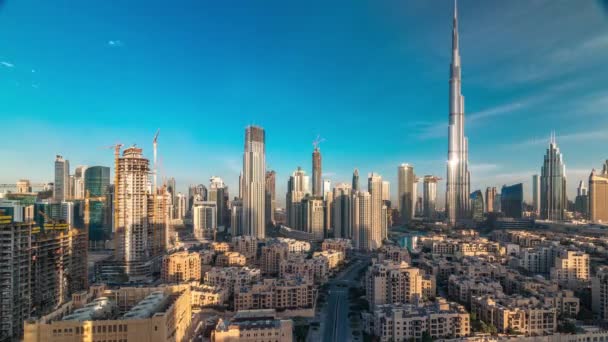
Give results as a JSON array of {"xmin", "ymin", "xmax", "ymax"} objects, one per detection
[
  {"xmin": 312, "ymin": 134, "xmax": 325, "ymax": 150},
  {"xmin": 153, "ymin": 129, "xmax": 160, "ymax": 195}
]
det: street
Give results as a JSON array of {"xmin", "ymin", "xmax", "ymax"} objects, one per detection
[{"xmin": 320, "ymin": 255, "xmax": 370, "ymax": 342}]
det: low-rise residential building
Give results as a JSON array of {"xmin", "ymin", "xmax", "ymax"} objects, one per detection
[
  {"xmin": 366, "ymin": 260, "xmax": 429, "ymax": 307},
  {"xmin": 211, "ymin": 242, "xmax": 232, "ymax": 253},
  {"xmin": 321, "ymin": 238, "xmax": 352, "ymax": 255},
  {"xmin": 212, "ymin": 309, "xmax": 293, "ymax": 342},
  {"xmin": 191, "ymin": 284, "xmax": 229, "ymax": 309},
  {"xmin": 448, "ymin": 275, "xmax": 503, "ymax": 306},
  {"xmin": 161, "ymin": 251, "xmax": 202, "ymax": 283},
  {"xmin": 204, "ymin": 267, "xmax": 261, "ymax": 295},
  {"xmin": 234, "ymin": 278, "xmax": 315, "ymax": 314},
  {"xmin": 23, "ymin": 285, "xmax": 193, "ymax": 342},
  {"xmin": 232, "ymin": 236, "xmax": 258, "ymax": 262},
  {"xmin": 363, "ymin": 299, "xmax": 470, "ymax": 341},
  {"xmin": 260, "ymin": 241, "xmax": 290, "ymax": 275},
  {"xmin": 312, "ymin": 250, "xmax": 344, "ymax": 270},
  {"xmin": 378, "ymin": 244, "xmax": 411, "ymax": 263},
  {"xmin": 279, "ymin": 254, "xmax": 329, "ymax": 284},
  {"xmin": 592, "ymin": 266, "xmax": 608, "ymax": 320},
  {"xmin": 550, "ymin": 250, "xmax": 590, "ymax": 288},
  {"xmin": 216, "ymin": 251, "xmax": 248, "ymax": 267}
]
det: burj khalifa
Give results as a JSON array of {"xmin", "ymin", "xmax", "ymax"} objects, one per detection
[{"xmin": 446, "ymin": 0, "xmax": 471, "ymax": 225}]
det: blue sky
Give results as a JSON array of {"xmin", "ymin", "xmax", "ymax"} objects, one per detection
[{"xmin": 1, "ymin": 0, "xmax": 607, "ymax": 206}]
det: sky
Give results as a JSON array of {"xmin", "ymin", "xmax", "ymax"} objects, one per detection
[{"xmin": 1, "ymin": 0, "xmax": 608, "ymax": 207}]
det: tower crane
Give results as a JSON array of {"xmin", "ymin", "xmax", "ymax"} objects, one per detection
[{"xmin": 312, "ymin": 134, "xmax": 325, "ymax": 150}]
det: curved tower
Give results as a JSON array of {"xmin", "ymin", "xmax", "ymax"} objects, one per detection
[{"xmin": 446, "ymin": 0, "xmax": 471, "ymax": 225}]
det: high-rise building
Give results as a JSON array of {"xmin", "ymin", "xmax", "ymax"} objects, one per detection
[
  {"xmin": 540, "ymin": 136, "xmax": 567, "ymax": 221},
  {"xmin": 176, "ymin": 192, "xmax": 187, "ymax": 220},
  {"xmin": 352, "ymin": 168, "xmax": 360, "ymax": 191},
  {"xmin": 382, "ymin": 181, "xmax": 390, "ymax": 202},
  {"xmin": 575, "ymin": 180, "xmax": 589, "ymax": 217},
  {"xmin": 71, "ymin": 165, "xmax": 88, "ymax": 199},
  {"xmin": 352, "ymin": 191, "xmax": 372, "ymax": 251},
  {"xmin": 114, "ymin": 146, "xmax": 151, "ymax": 273},
  {"xmin": 423, "ymin": 176, "xmax": 440, "ymax": 220},
  {"xmin": 188, "ymin": 184, "xmax": 207, "ymax": 214},
  {"xmin": 167, "ymin": 177, "xmax": 177, "ymax": 208},
  {"xmin": 193, "ymin": 201, "xmax": 217, "ymax": 241},
  {"xmin": 84, "ymin": 166, "xmax": 111, "ymax": 245},
  {"xmin": 242, "ymin": 126, "xmax": 266, "ymax": 238},
  {"xmin": 485, "ymin": 187, "xmax": 496, "ymax": 213},
  {"xmin": 323, "ymin": 180, "xmax": 331, "ymax": 200},
  {"xmin": 286, "ymin": 167, "xmax": 309, "ymax": 230},
  {"xmin": 470, "ymin": 190, "xmax": 484, "ymax": 221},
  {"xmin": 208, "ymin": 177, "xmax": 228, "ymax": 229},
  {"xmin": 302, "ymin": 196, "xmax": 324, "ymax": 241},
  {"xmin": 332, "ymin": 183, "xmax": 352, "ymax": 239},
  {"xmin": 265, "ymin": 170, "xmax": 276, "ymax": 226},
  {"xmin": 501, "ymin": 183, "xmax": 523, "ymax": 219},
  {"xmin": 368, "ymin": 173, "xmax": 384, "ymax": 249},
  {"xmin": 398, "ymin": 164, "xmax": 416, "ymax": 223},
  {"xmin": 54, "ymin": 155, "xmax": 70, "ymax": 201},
  {"xmin": 230, "ymin": 199, "xmax": 244, "ymax": 236},
  {"xmin": 312, "ymin": 146, "xmax": 322, "ymax": 197},
  {"xmin": 532, "ymin": 175, "xmax": 540, "ymax": 215},
  {"xmin": 324, "ymin": 188, "xmax": 333, "ymax": 236},
  {"xmin": 589, "ymin": 162, "xmax": 608, "ymax": 223},
  {"xmin": 493, "ymin": 193, "xmax": 502, "ymax": 213},
  {"xmin": 446, "ymin": 2, "xmax": 471, "ymax": 225}
]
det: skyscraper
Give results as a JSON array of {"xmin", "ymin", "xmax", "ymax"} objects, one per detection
[
  {"xmin": 209, "ymin": 176, "xmax": 228, "ymax": 228},
  {"xmin": 352, "ymin": 190, "xmax": 371, "ymax": 251},
  {"xmin": 312, "ymin": 146, "xmax": 322, "ymax": 197},
  {"xmin": 485, "ymin": 187, "xmax": 496, "ymax": 213},
  {"xmin": 176, "ymin": 192, "xmax": 187, "ymax": 220},
  {"xmin": 193, "ymin": 201, "xmax": 217, "ymax": 241},
  {"xmin": 265, "ymin": 170, "xmax": 276, "ymax": 226},
  {"xmin": 382, "ymin": 181, "xmax": 390, "ymax": 202},
  {"xmin": 470, "ymin": 190, "xmax": 484, "ymax": 221},
  {"xmin": 423, "ymin": 176, "xmax": 440, "ymax": 220},
  {"xmin": 352, "ymin": 168, "xmax": 360, "ymax": 191},
  {"xmin": 332, "ymin": 183, "xmax": 352, "ymax": 239},
  {"xmin": 84, "ymin": 166, "xmax": 111, "ymax": 245},
  {"xmin": 54, "ymin": 155, "xmax": 70, "ymax": 201},
  {"xmin": 501, "ymin": 183, "xmax": 523, "ymax": 219},
  {"xmin": 575, "ymin": 180, "xmax": 589, "ymax": 217},
  {"xmin": 114, "ymin": 146, "xmax": 150, "ymax": 271},
  {"xmin": 532, "ymin": 174, "xmax": 540, "ymax": 215},
  {"xmin": 188, "ymin": 184, "xmax": 207, "ymax": 214},
  {"xmin": 368, "ymin": 173, "xmax": 384, "ymax": 249},
  {"xmin": 231, "ymin": 199, "xmax": 244, "ymax": 236},
  {"xmin": 446, "ymin": 1, "xmax": 471, "ymax": 225},
  {"xmin": 286, "ymin": 167, "xmax": 309, "ymax": 230},
  {"xmin": 589, "ymin": 162, "xmax": 608, "ymax": 223},
  {"xmin": 323, "ymin": 179, "xmax": 332, "ymax": 199},
  {"xmin": 72, "ymin": 165, "xmax": 88, "ymax": 199},
  {"xmin": 242, "ymin": 126, "xmax": 266, "ymax": 238},
  {"xmin": 302, "ymin": 195, "xmax": 324, "ymax": 241},
  {"xmin": 398, "ymin": 164, "xmax": 415, "ymax": 223},
  {"xmin": 540, "ymin": 135, "xmax": 567, "ymax": 221}
]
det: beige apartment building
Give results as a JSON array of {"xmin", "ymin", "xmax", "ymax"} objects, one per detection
[
  {"xmin": 321, "ymin": 238, "xmax": 352, "ymax": 255},
  {"xmin": 24, "ymin": 285, "xmax": 192, "ymax": 342},
  {"xmin": 260, "ymin": 242, "xmax": 289, "ymax": 275},
  {"xmin": 364, "ymin": 299, "xmax": 470, "ymax": 341},
  {"xmin": 161, "ymin": 250, "xmax": 202, "ymax": 283},
  {"xmin": 191, "ymin": 284, "xmax": 229, "ymax": 309},
  {"xmin": 212, "ymin": 309, "xmax": 293, "ymax": 342},
  {"xmin": 234, "ymin": 278, "xmax": 315, "ymax": 313},
  {"xmin": 279, "ymin": 254, "xmax": 329, "ymax": 284},
  {"xmin": 592, "ymin": 266, "xmax": 608, "ymax": 320},
  {"xmin": 365, "ymin": 260, "xmax": 428, "ymax": 307},
  {"xmin": 378, "ymin": 244, "xmax": 411, "ymax": 263},
  {"xmin": 312, "ymin": 250, "xmax": 344, "ymax": 270},
  {"xmin": 232, "ymin": 236, "xmax": 258, "ymax": 262},
  {"xmin": 589, "ymin": 166, "xmax": 608, "ymax": 223},
  {"xmin": 204, "ymin": 266, "xmax": 261, "ymax": 294},
  {"xmin": 216, "ymin": 251, "xmax": 248, "ymax": 267},
  {"xmin": 550, "ymin": 250, "xmax": 590, "ymax": 287},
  {"xmin": 211, "ymin": 241, "xmax": 232, "ymax": 253}
]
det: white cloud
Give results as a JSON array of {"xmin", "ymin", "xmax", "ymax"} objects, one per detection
[
  {"xmin": 107, "ymin": 40, "xmax": 124, "ymax": 47},
  {"xmin": 510, "ymin": 129, "xmax": 608, "ymax": 149},
  {"xmin": 0, "ymin": 61, "xmax": 14, "ymax": 68}
]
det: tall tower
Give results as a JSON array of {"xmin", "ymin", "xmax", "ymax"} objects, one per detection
[
  {"xmin": 114, "ymin": 146, "xmax": 150, "ymax": 267},
  {"xmin": 54, "ymin": 155, "xmax": 70, "ymax": 201},
  {"xmin": 352, "ymin": 168, "xmax": 360, "ymax": 191},
  {"xmin": 485, "ymin": 187, "xmax": 497, "ymax": 213},
  {"xmin": 446, "ymin": 0, "xmax": 471, "ymax": 225},
  {"xmin": 532, "ymin": 175, "xmax": 540, "ymax": 215},
  {"xmin": 312, "ymin": 147, "xmax": 322, "ymax": 197},
  {"xmin": 423, "ymin": 176, "xmax": 440, "ymax": 219},
  {"xmin": 398, "ymin": 164, "xmax": 416, "ymax": 224},
  {"xmin": 332, "ymin": 183, "xmax": 352, "ymax": 239},
  {"xmin": 286, "ymin": 167, "xmax": 309, "ymax": 230},
  {"xmin": 540, "ymin": 135, "xmax": 567, "ymax": 221},
  {"xmin": 368, "ymin": 172, "xmax": 384, "ymax": 250},
  {"xmin": 265, "ymin": 170, "xmax": 276, "ymax": 226},
  {"xmin": 589, "ymin": 164, "xmax": 608, "ymax": 223},
  {"xmin": 242, "ymin": 126, "xmax": 266, "ymax": 238}
]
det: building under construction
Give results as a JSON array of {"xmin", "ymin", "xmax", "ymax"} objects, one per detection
[{"xmin": 0, "ymin": 209, "xmax": 87, "ymax": 342}]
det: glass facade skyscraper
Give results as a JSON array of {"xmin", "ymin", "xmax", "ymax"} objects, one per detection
[
  {"xmin": 470, "ymin": 190, "xmax": 484, "ymax": 221},
  {"xmin": 501, "ymin": 183, "xmax": 523, "ymax": 219},
  {"xmin": 84, "ymin": 166, "xmax": 111, "ymax": 244}
]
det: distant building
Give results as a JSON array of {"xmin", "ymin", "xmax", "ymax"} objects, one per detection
[
  {"xmin": 589, "ymin": 162, "xmax": 608, "ymax": 223},
  {"xmin": 84, "ymin": 166, "xmax": 111, "ymax": 246},
  {"xmin": 175, "ymin": 192, "xmax": 187, "ymax": 220},
  {"xmin": 352, "ymin": 191, "xmax": 373, "ymax": 251},
  {"xmin": 423, "ymin": 176, "xmax": 440, "ymax": 220},
  {"xmin": 265, "ymin": 170, "xmax": 276, "ymax": 226},
  {"xmin": 398, "ymin": 164, "xmax": 416, "ymax": 223},
  {"xmin": 485, "ymin": 187, "xmax": 496, "ymax": 213},
  {"xmin": 501, "ymin": 183, "xmax": 523, "ymax": 219},
  {"xmin": 286, "ymin": 167, "xmax": 309, "ymax": 230},
  {"xmin": 16, "ymin": 179, "xmax": 32, "ymax": 193},
  {"xmin": 574, "ymin": 180, "xmax": 589, "ymax": 217},
  {"xmin": 230, "ymin": 199, "xmax": 243, "ymax": 236},
  {"xmin": 301, "ymin": 195, "xmax": 324, "ymax": 241},
  {"xmin": 540, "ymin": 136, "xmax": 567, "ymax": 221},
  {"xmin": 312, "ymin": 146, "xmax": 322, "ymax": 197},
  {"xmin": 352, "ymin": 168, "xmax": 360, "ymax": 191},
  {"xmin": 242, "ymin": 126, "xmax": 266, "ymax": 238},
  {"xmin": 161, "ymin": 251, "xmax": 202, "ymax": 283},
  {"xmin": 532, "ymin": 174, "xmax": 541, "ymax": 216},
  {"xmin": 332, "ymin": 183, "xmax": 352, "ymax": 239},
  {"xmin": 192, "ymin": 201, "xmax": 217, "ymax": 240},
  {"xmin": 54, "ymin": 155, "xmax": 70, "ymax": 201},
  {"xmin": 212, "ymin": 309, "xmax": 293, "ymax": 342},
  {"xmin": 368, "ymin": 173, "xmax": 385, "ymax": 245},
  {"xmin": 470, "ymin": 190, "xmax": 484, "ymax": 221}
]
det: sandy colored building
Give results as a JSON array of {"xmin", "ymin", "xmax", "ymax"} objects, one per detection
[
  {"xmin": 191, "ymin": 284, "xmax": 229, "ymax": 309},
  {"xmin": 211, "ymin": 241, "xmax": 232, "ymax": 253},
  {"xmin": 363, "ymin": 299, "xmax": 469, "ymax": 341},
  {"xmin": 212, "ymin": 309, "xmax": 293, "ymax": 342},
  {"xmin": 204, "ymin": 267, "xmax": 261, "ymax": 295},
  {"xmin": 232, "ymin": 236, "xmax": 258, "ymax": 262},
  {"xmin": 321, "ymin": 238, "xmax": 352, "ymax": 255},
  {"xmin": 279, "ymin": 254, "xmax": 329, "ymax": 284},
  {"xmin": 234, "ymin": 278, "xmax": 315, "ymax": 313},
  {"xmin": 365, "ymin": 260, "xmax": 427, "ymax": 307},
  {"xmin": 216, "ymin": 251, "xmax": 248, "ymax": 267},
  {"xmin": 550, "ymin": 250, "xmax": 590, "ymax": 287},
  {"xmin": 592, "ymin": 266, "xmax": 608, "ymax": 320},
  {"xmin": 161, "ymin": 251, "xmax": 202, "ymax": 283},
  {"xmin": 312, "ymin": 250, "xmax": 345, "ymax": 270},
  {"xmin": 589, "ymin": 166, "xmax": 608, "ymax": 223},
  {"xmin": 378, "ymin": 245, "xmax": 411, "ymax": 263},
  {"xmin": 260, "ymin": 242, "xmax": 289, "ymax": 275},
  {"xmin": 24, "ymin": 284, "xmax": 192, "ymax": 342}
]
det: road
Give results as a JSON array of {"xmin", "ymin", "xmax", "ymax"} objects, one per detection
[{"xmin": 321, "ymin": 256, "xmax": 370, "ymax": 342}]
